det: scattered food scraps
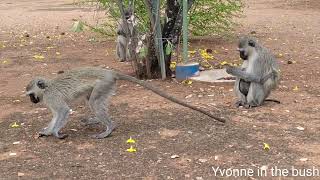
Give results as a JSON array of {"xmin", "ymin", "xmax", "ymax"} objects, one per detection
[
  {"xmin": 300, "ymin": 158, "xmax": 308, "ymax": 162},
  {"xmin": 9, "ymin": 152, "xmax": 17, "ymax": 156},
  {"xmin": 13, "ymin": 141, "xmax": 21, "ymax": 145},
  {"xmin": 296, "ymin": 126, "xmax": 305, "ymax": 131},
  {"xmin": 170, "ymin": 155, "xmax": 180, "ymax": 159}
]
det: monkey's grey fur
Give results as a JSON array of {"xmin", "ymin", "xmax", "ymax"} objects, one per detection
[
  {"xmin": 26, "ymin": 67, "xmax": 225, "ymax": 139},
  {"xmin": 226, "ymin": 36, "xmax": 280, "ymax": 108},
  {"xmin": 116, "ymin": 10, "xmax": 133, "ymax": 62}
]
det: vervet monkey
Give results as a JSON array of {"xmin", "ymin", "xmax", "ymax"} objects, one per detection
[
  {"xmin": 226, "ymin": 36, "xmax": 280, "ymax": 108},
  {"xmin": 116, "ymin": 9, "xmax": 133, "ymax": 62},
  {"xmin": 26, "ymin": 67, "xmax": 225, "ymax": 139}
]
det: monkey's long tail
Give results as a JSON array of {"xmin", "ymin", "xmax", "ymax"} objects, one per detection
[
  {"xmin": 114, "ymin": 72, "xmax": 226, "ymax": 123},
  {"xmin": 265, "ymin": 99, "xmax": 281, "ymax": 104}
]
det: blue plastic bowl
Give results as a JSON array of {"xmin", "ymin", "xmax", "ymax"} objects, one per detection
[{"xmin": 175, "ymin": 62, "xmax": 200, "ymax": 80}]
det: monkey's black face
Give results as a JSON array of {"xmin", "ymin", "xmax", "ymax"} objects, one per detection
[
  {"xmin": 239, "ymin": 50, "xmax": 248, "ymax": 60},
  {"xmin": 29, "ymin": 93, "xmax": 40, "ymax": 104}
]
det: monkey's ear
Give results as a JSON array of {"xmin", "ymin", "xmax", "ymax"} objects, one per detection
[
  {"xmin": 248, "ymin": 40, "xmax": 255, "ymax": 47},
  {"xmin": 37, "ymin": 80, "xmax": 47, "ymax": 89}
]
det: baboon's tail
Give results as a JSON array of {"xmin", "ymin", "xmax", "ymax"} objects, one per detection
[{"xmin": 114, "ymin": 72, "xmax": 226, "ymax": 123}]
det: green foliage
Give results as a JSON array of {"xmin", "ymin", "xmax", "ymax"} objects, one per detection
[
  {"xmin": 97, "ymin": 0, "xmax": 151, "ymax": 33},
  {"xmin": 189, "ymin": 0, "xmax": 243, "ymax": 36},
  {"xmin": 71, "ymin": 21, "xmax": 85, "ymax": 32},
  {"xmin": 94, "ymin": 0, "xmax": 243, "ymax": 36},
  {"xmin": 165, "ymin": 41, "xmax": 173, "ymax": 55},
  {"xmin": 138, "ymin": 45, "xmax": 148, "ymax": 58}
]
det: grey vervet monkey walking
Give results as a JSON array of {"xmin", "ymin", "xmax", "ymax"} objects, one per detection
[
  {"xmin": 116, "ymin": 10, "xmax": 133, "ymax": 62},
  {"xmin": 226, "ymin": 36, "xmax": 280, "ymax": 108},
  {"xmin": 26, "ymin": 67, "xmax": 225, "ymax": 139}
]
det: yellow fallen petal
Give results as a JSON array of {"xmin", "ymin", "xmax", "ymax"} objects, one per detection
[
  {"xmin": 33, "ymin": 55, "xmax": 45, "ymax": 60},
  {"xmin": 126, "ymin": 146, "xmax": 137, "ymax": 152},
  {"xmin": 2, "ymin": 60, "xmax": 8, "ymax": 64},
  {"xmin": 170, "ymin": 62, "xmax": 176, "ymax": 69},
  {"xmin": 293, "ymin": 86, "xmax": 299, "ymax": 91},
  {"xmin": 220, "ymin": 61, "xmax": 228, "ymax": 65},
  {"xmin": 56, "ymin": 52, "xmax": 61, "ymax": 55},
  {"xmin": 11, "ymin": 122, "xmax": 20, "ymax": 128},
  {"xmin": 188, "ymin": 50, "xmax": 196, "ymax": 54},
  {"xmin": 126, "ymin": 137, "xmax": 136, "ymax": 144},
  {"xmin": 263, "ymin": 143, "xmax": 270, "ymax": 151},
  {"xmin": 182, "ymin": 79, "xmax": 193, "ymax": 85}
]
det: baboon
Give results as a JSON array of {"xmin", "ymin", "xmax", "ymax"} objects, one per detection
[
  {"xmin": 226, "ymin": 36, "xmax": 280, "ymax": 108},
  {"xmin": 116, "ymin": 9, "xmax": 133, "ymax": 62},
  {"xmin": 26, "ymin": 67, "xmax": 225, "ymax": 139}
]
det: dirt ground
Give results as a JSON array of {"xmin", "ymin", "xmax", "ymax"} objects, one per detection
[{"xmin": 0, "ymin": 0, "xmax": 320, "ymax": 179}]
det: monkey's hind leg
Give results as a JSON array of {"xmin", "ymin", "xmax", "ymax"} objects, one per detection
[
  {"xmin": 88, "ymin": 79, "xmax": 116, "ymax": 139},
  {"xmin": 245, "ymin": 83, "xmax": 265, "ymax": 108},
  {"xmin": 116, "ymin": 36, "xmax": 126, "ymax": 62}
]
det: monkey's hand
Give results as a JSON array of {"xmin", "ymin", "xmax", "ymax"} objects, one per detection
[
  {"xmin": 225, "ymin": 65, "xmax": 236, "ymax": 75},
  {"xmin": 225, "ymin": 66, "xmax": 264, "ymax": 84}
]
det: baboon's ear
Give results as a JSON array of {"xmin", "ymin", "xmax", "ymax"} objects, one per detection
[
  {"xmin": 37, "ymin": 80, "xmax": 47, "ymax": 89},
  {"xmin": 248, "ymin": 40, "xmax": 255, "ymax": 47}
]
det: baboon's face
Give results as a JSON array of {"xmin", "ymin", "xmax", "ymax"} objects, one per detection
[
  {"xmin": 238, "ymin": 37, "xmax": 256, "ymax": 60},
  {"xmin": 26, "ymin": 78, "xmax": 46, "ymax": 104}
]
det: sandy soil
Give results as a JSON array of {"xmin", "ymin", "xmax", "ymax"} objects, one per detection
[{"xmin": 0, "ymin": 0, "xmax": 319, "ymax": 179}]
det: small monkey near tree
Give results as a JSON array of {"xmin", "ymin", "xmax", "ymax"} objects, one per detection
[{"xmin": 26, "ymin": 67, "xmax": 225, "ymax": 139}]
